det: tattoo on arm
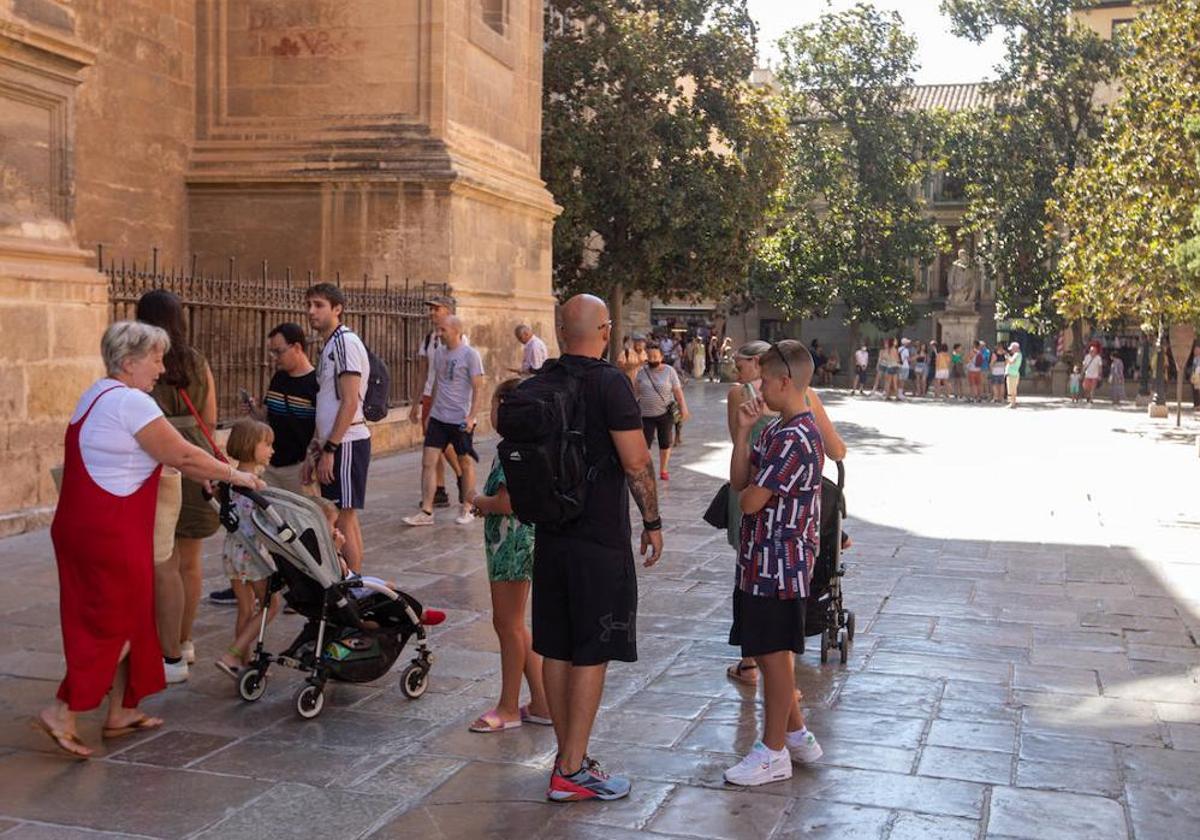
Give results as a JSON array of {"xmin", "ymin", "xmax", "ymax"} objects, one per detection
[{"xmin": 627, "ymin": 464, "xmax": 659, "ymax": 521}]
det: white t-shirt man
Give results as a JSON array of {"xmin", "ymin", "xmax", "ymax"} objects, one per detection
[
  {"xmin": 316, "ymin": 325, "xmax": 371, "ymax": 443},
  {"xmin": 521, "ymin": 333, "xmax": 548, "ymax": 373},
  {"xmin": 1083, "ymin": 351, "xmax": 1103, "ymax": 381},
  {"xmin": 73, "ymin": 379, "xmax": 164, "ymax": 496},
  {"xmin": 854, "ymin": 348, "xmax": 869, "ymax": 369},
  {"xmin": 899, "ymin": 345, "xmax": 911, "ymax": 368}
]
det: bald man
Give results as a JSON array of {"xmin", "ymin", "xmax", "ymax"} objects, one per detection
[
  {"xmin": 534, "ymin": 294, "xmax": 663, "ymax": 803},
  {"xmin": 403, "ymin": 315, "xmax": 484, "ymax": 527}
]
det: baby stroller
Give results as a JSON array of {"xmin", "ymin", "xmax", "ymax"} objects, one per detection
[
  {"xmin": 217, "ymin": 486, "xmax": 437, "ymax": 719},
  {"xmin": 805, "ymin": 461, "xmax": 854, "ymax": 664}
]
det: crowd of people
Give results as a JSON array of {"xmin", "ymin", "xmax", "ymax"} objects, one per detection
[
  {"xmin": 36, "ymin": 287, "xmax": 853, "ymax": 800},
  {"xmin": 851, "ymin": 338, "xmax": 1026, "ymax": 407}
]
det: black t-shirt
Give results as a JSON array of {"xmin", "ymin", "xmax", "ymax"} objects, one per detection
[
  {"xmin": 537, "ymin": 354, "xmax": 643, "ymax": 551},
  {"xmin": 264, "ymin": 369, "xmax": 318, "ymax": 467}
]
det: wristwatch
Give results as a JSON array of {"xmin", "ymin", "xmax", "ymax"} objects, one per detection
[{"xmin": 322, "ymin": 440, "xmax": 339, "ymax": 454}]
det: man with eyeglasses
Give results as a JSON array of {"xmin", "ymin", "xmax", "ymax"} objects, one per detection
[{"xmin": 210, "ymin": 321, "xmax": 316, "ymax": 606}]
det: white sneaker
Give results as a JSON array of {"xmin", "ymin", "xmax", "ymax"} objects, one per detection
[
  {"xmin": 786, "ymin": 729, "xmax": 824, "ymax": 764},
  {"xmin": 403, "ymin": 511, "xmax": 435, "ymax": 527},
  {"xmin": 455, "ymin": 509, "xmax": 475, "ymax": 525},
  {"xmin": 724, "ymin": 741, "xmax": 792, "ymax": 786},
  {"xmin": 180, "ymin": 640, "xmax": 195, "ymax": 664},
  {"xmin": 163, "ymin": 659, "xmax": 189, "ymax": 684}
]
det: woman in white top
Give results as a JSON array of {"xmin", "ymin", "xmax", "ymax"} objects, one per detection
[{"xmin": 36, "ymin": 321, "xmax": 263, "ymax": 759}]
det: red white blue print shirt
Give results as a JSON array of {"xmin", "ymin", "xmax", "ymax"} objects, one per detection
[{"xmin": 736, "ymin": 412, "xmax": 824, "ymax": 599}]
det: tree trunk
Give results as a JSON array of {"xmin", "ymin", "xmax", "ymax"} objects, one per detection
[{"xmin": 608, "ymin": 280, "xmax": 625, "ymax": 363}]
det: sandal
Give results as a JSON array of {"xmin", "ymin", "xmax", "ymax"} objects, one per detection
[
  {"xmin": 468, "ymin": 709, "xmax": 522, "ymax": 733},
  {"xmin": 726, "ymin": 661, "xmax": 759, "ymax": 685},
  {"xmin": 102, "ymin": 713, "xmax": 164, "ymax": 739},
  {"xmin": 214, "ymin": 660, "xmax": 239, "ymax": 681},
  {"xmin": 31, "ymin": 716, "xmax": 91, "ymax": 759},
  {"xmin": 519, "ymin": 704, "xmax": 553, "ymax": 726}
]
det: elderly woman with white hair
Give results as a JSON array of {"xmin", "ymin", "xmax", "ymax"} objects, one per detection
[{"xmin": 35, "ymin": 321, "xmax": 263, "ymax": 758}]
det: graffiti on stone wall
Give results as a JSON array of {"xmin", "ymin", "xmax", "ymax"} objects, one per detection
[{"xmin": 268, "ymin": 31, "xmax": 349, "ymax": 58}]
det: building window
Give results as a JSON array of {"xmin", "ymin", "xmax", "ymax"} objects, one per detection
[{"xmin": 482, "ymin": 0, "xmax": 508, "ymax": 36}]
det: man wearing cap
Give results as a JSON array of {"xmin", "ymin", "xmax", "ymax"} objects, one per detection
[
  {"xmin": 1005, "ymin": 341, "xmax": 1023, "ymax": 408},
  {"xmin": 408, "ymin": 294, "xmax": 466, "ymax": 508},
  {"xmin": 897, "ymin": 338, "xmax": 911, "ymax": 400},
  {"xmin": 510, "ymin": 324, "xmax": 548, "ymax": 374}
]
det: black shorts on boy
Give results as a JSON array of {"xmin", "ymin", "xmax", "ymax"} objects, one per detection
[{"xmin": 729, "ymin": 589, "xmax": 806, "ymax": 657}]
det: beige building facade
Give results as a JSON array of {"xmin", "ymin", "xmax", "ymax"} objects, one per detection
[{"xmin": 0, "ymin": 0, "xmax": 558, "ymax": 535}]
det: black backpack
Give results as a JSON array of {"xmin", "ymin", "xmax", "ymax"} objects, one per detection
[
  {"xmin": 496, "ymin": 358, "xmax": 594, "ymax": 526},
  {"xmin": 332, "ymin": 330, "xmax": 390, "ymax": 422},
  {"xmin": 361, "ymin": 345, "xmax": 390, "ymax": 422}
]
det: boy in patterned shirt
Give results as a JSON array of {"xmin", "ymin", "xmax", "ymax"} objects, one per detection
[{"xmin": 725, "ymin": 340, "xmax": 847, "ymax": 787}]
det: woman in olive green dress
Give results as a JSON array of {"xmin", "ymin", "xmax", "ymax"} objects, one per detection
[
  {"xmin": 137, "ymin": 291, "xmax": 220, "ymax": 684},
  {"xmin": 466, "ymin": 379, "xmax": 552, "ymax": 732}
]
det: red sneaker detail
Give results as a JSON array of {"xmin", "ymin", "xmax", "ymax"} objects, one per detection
[{"xmin": 548, "ymin": 773, "xmax": 598, "ymax": 801}]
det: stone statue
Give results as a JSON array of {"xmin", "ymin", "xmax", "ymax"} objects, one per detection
[{"xmin": 947, "ymin": 249, "xmax": 978, "ymax": 310}]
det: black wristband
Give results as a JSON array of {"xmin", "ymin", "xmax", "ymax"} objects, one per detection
[
  {"xmin": 322, "ymin": 440, "xmax": 338, "ymax": 454},
  {"xmin": 643, "ymin": 517, "xmax": 662, "ymax": 531}
]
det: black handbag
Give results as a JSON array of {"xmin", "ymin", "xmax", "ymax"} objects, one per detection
[{"xmin": 703, "ymin": 483, "xmax": 730, "ymax": 529}]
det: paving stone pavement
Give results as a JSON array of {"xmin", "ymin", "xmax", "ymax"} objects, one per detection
[{"xmin": 0, "ymin": 384, "xmax": 1197, "ymax": 839}]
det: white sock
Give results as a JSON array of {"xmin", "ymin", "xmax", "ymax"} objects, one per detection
[{"xmin": 786, "ymin": 727, "xmax": 810, "ymax": 746}]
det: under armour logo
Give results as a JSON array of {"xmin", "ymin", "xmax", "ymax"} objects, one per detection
[{"xmin": 598, "ymin": 611, "xmax": 635, "ymax": 643}]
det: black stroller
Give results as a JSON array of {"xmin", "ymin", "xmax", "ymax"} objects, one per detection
[
  {"xmin": 805, "ymin": 461, "xmax": 854, "ymax": 664},
  {"xmin": 217, "ymin": 486, "xmax": 437, "ymax": 719}
]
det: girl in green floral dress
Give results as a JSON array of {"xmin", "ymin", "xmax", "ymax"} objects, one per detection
[{"xmin": 466, "ymin": 379, "xmax": 552, "ymax": 732}]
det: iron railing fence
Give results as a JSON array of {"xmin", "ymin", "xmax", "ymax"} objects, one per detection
[{"xmin": 103, "ymin": 246, "xmax": 444, "ymax": 424}]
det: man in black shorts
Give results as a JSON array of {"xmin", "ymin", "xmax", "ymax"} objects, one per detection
[
  {"xmin": 403, "ymin": 315, "xmax": 484, "ymax": 527},
  {"xmin": 536, "ymin": 294, "xmax": 664, "ymax": 803}
]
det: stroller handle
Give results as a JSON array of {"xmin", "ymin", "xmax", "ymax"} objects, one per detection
[
  {"xmin": 835, "ymin": 460, "xmax": 844, "ymax": 490},
  {"xmin": 223, "ymin": 484, "xmax": 288, "ymax": 531}
]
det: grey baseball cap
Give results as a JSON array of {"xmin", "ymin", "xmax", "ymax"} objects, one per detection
[{"xmin": 424, "ymin": 294, "xmax": 455, "ymax": 309}]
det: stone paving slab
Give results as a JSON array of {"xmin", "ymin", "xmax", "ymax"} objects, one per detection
[{"xmin": 0, "ymin": 386, "xmax": 1197, "ymax": 838}]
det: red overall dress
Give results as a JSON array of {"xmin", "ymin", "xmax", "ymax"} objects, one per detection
[{"xmin": 51, "ymin": 385, "xmax": 166, "ymax": 710}]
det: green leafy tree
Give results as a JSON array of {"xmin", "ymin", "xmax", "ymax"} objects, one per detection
[
  {"xmin": 1053, "ymin": 0, "xmax": 1200, "ymax": 328},
  {"xmin": 542, "ymin": 0, "xmax": 788, "ymax": 345},
  {"xmin": 941, "ymin": 0, "xmax": 1119, "ymax": 328},
  {"xmin": 1178, "ymin": 118, "xmax": 1200, "ymax": 281},
  {"xmin": 756, "ymin": 3, "xmax": 945, "ymax": 333}
]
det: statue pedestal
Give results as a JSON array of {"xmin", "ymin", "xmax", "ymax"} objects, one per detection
[{"xmin": 936, "ymin": 310, "xmax": 981, "ymax": 353}]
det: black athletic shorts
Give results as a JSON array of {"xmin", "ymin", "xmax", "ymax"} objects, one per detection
[
  {"xmin": 423, "ymin": 417, "xmax": 479, "ymax": 462},
  {"xmin": 641, "ymin": 412, "xmax": 674, "ymax": 451},
  {"xmin": 532, "ymin": 534, "xmax": 638, "ymax": 666},
  {"xmin": 729, "ymin": 588, "xmax": 806, "ymax": 658},
  {"xmin": 320, "ymin": 438, "xmax": 370, "ymax": 510}
]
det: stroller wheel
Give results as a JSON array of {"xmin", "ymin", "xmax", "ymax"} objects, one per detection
[
  {"xmin": 819, "ymin": 629, "xmax": 830, "ymax": 664},
  {"xmin": 294, "ymin": 683, "xmax": 325, "ymax": 719},
  {"xmin": 838, "ymin": 628, "xmax": 849, "ymax": 665},
  {"xmin": 400, "ymin": 663, "xmax": 429, "ymax": 699},
  {"xmin": 846, "ymin": 611, "xmax": 856, "ymax": 641},
  {"xmin": 237, "ymin": 667, "xmax": 268, "ymax": 703}
]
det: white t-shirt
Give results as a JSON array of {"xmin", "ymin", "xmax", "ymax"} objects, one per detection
[
  {"xmin": 419, "ymin": 330, "xmax": 470, "ymax": 397},
  {"xmin": 899, "ymin": 346, "xmax": 911, "ymax": 367},
  {"xmin": 1083, "ymin": 353, "xmax": 1103, "ymax": 380},
  {"xmin": 72, "ymin": 379, "xmax": 164, "ymax": 496},
  {"xmin": 521, "ymin": 334, "xmax": 548, "ymax": 373},
  {"xmin": 316, "ymin": 326, "xmax": 371, "ymax": 442},
  {"xmin": 854, "ymin": 349, "xmax": 869, "ymax": 368}
]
